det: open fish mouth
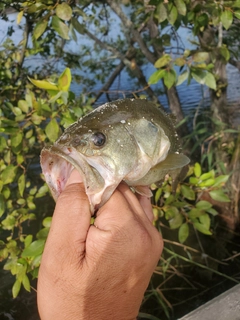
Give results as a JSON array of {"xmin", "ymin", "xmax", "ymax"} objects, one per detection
[{"xmin": 40, "ymin": 145, "xmax": 105, "ymax": 212}]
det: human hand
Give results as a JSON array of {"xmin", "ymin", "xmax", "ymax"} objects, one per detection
[{"xmin": 37, "ymin": 169, "xmax": 163, "ymax": 320}]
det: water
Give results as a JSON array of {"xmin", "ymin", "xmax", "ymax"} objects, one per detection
[{"xmin": 1, "ymin": 12, "xmax": 240, "ymax": 120}]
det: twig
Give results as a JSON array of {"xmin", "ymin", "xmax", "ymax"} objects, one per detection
[
  {"xmin": 164, "ymin": 247, "xmax": 239, "ymax": 283},
  {"xmin": 163, "ymin": 238, "xmax": 228, "ymax": 265}
]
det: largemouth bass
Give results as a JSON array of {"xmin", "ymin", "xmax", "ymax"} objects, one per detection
[{"xmin": 41, "ymin": 99, "xmax": 189, "ymax": 213}]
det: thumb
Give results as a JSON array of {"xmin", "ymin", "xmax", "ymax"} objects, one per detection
[{"xmin": 43, "ymin": 169, "xmax": 91, "ymax": 262}]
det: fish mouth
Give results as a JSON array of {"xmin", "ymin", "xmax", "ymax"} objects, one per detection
[{"xmin": 40, "ymin": 144, "xmax": 105, "ymax": 213}]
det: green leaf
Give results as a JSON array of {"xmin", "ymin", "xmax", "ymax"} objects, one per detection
[
  {"xmin": 176, "ymin": 70, "xmax": 188, "ymax": 86},
  {"xmin": 2, "ymin": 215, "xmax": 16, "ymax": 230},
  {"xmin": 37, "ymin": 227, "xmax": 50, "ymax": 240},
  {"xmin": 12, "ymin": 279, "xmax": 21, "ymax": 298},
  {"xmin": 198, "ymin": 13, "xmax": 209, "ymax": 26},
  {"xmin": 154, "ymin": 54, "xmax": 172, "ymax": 68},
  {"xmin": 42, "ymin": 217, "xmax": 52, "ymax": 228},
  {"xmin": 220, "ymin": 47, "xmax": 230, "ymax": 61},
  {"xmin": 174, "ymin": 57, "xmax": 186, "ymax": 67},
  {"xmin": 165, "ymin": 206, "xmax": 179, "ymax": 220},
  {"xmin": 24, "ymin": 235, "xmax": 33, "ymax": 248},
  {"xmin": 28, "ymin": 77, "xmax": 58, "ymax": 90},
  {"xmin": 58, "ymin": 68, "xmax": 72, "ymax": 91},
  {"xmin": 168, "ymin": 4, "xmax": 178, "ymax": 25},
  {"xmin": 0, "ymin": 136, "xmax": 7, "ymax": 152},
  {"xmin": 18, "ymin": 100, "xmax": 29, "ymax": 113},
  {"xmin": 196, "ymin": 200, "xmax": 212, "ymax": 210},
  {"xmin": 164, "ymin": 69, "xmax": 176, "ymax": 89},
  {"xmin": 199, "ymin": 170, "xmax": 214, "ymax": 181},
  {"xmin": 234, "ymin": 10, "xmax": 240, "ymax": 19},
  {"xmin": 157, "ymin": 2, "xmax": 167, "ymax": 23},
  {"xmin": 3, "ymin": 187, "xmax": 10, "ymax": 199},
  {"xmin": 212, "ymin": 175, "xmax": 229, "ymax": 187},
  {"xmin": 148, "ymin": 69, "xmax": 166, "ymax": 84},
  {"xmin": 22, "ymin": 239, "xmax": 45, "ymax": 257},
  {"xmin": 174, "ymin": 0, "xmax": 186, "ymax": 15},
  {"xmin": 169, "ymin": 212, "xmax": 183, "ymax": 229},
  {"xmin": 234, "ymin": 0, "xmax": 240, "ymax": 8},
  {"xmin": 11, "ymin": 132, "xmax": 23, "ymax": 148},
  {"xmin": 189, "ymin": 208, "xmax": 205, "ymax": 219},
  {"xmin": 178, "ymin": 223, "xmax": 189, "ymax": 243},
  {"xmin": 0, "ymin": 194, "xmax": 6, "ymax": 217},
  {"xmin": 192, "ymin": 52, "xmax": 209, "ymax": 62},
  {"xmin": 56, "ymin": 3, "xmax": 72, "ymax": 21},
  {"xmin": 18, "ymin": 174, "xmax": 25, "ymax": 197},
  {"xmin": 2, "ymin": 165, "xmax": 17, "ymax": 185},
  {"xmin": 12, "ymin": 107, "xmax": 22, "ymax": 116},
  {"xmin": 191, "ymin": 69, "xmax": 206, "ymax": 85},
  {"xmin": 22, "ymin": 274, "xmax": 30, "ymax": 292},
  {"xmin": 204, "ymin": 72, "xmax": 216, "ymax": 90},
  {"xmin": 193, "ymin": 221, "xmax": 212, "ymax": 235},
  {"xmin": 189, "ymin": 177, "xmax": 199, "ymax": 185},
  {"xmin": 209, "ymin": 190, "xmax": 231, "ymax": 202},
  {"xmin": 45, "ymin": 119, "xmax": 60, "ymax": 142},
  {"xmin": 71, "ymin": 17, "xmax": 85, "ymax": 34},
  {"xmin": 207, "ymin": 208, "xmax": 218, "ymax": 216},
  {"xmin": 17, "ymin": 11, "xmax": 23, "ymax": 25},
  {"xmin": 52, "ymin": 15, "xmax": 70, "ymax": 40},
  {"xmin": 221, "ymin": 10, "xmax": 233, "ymax": 30},
  {"xmin": 33, "ymin": 20, "xmax": 48, "ymax": 40},
  {"xmin": 194, "ymin": 162, "xmax": 201, "ymax": 177},
  {"xmin": 198, "ymin": 178, "xmax": 215, "ymax": 187},
  {"xmin": 199, "ymin": 213, "xmax": 210, "ymax": 230},
  {"xmin": 191, "ymin": 69, "xmax": 216, "ymax": 89},
  {"xmin": 155, "ymin": 188, "xmax": 162, "ymax": 203},
  {"xmin": 181, "ymin": 185, "xmax": 195, "ymax": 200}
]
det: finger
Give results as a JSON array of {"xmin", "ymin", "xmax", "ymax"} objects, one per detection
[
  {"xmin": 43, "ymin": 169, "xmax": 91, "ymax": 263},
  {"xmin": 117, "ymin": 183, "xmax": 151, "ymax": 223},
  {"xmin": 136, "ymin": 193, "xmax": 154, "ymax": 223},
  {"xmin": 93, "ymin": 186, "xmax": 133, "ymax": 230}
]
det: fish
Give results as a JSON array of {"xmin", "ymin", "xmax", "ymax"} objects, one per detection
[{"xmin": 40, "ymin": 98, "xmax": 190, "ymax": 213}]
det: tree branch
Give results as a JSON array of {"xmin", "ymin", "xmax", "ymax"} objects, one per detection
[
  {"xmin": 92, "ymin": 61, "xmax": 125, "ymax": 103},
  {"xmin": 84, "ymin": 28, "xmax": 132, "ymax": 68},
  {"xmin": 229, "ymin": 58, "xmax": 240, "ymax": 72},
  {"xmin": 105, "ymin": 0, "xmax": 157, "ymax": 64},
  {"xmin": 84, "ymin": 28, "xmax": 160, "ymax": 103}
]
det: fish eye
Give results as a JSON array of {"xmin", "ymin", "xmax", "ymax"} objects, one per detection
[{"xmin": 92, "ymin": 132, "xmax": 106, "ymax": 147}]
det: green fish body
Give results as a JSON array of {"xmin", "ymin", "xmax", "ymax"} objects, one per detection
[{"xmin": 41, "ymin": 99, "xmax": 189, "ymax": 212}]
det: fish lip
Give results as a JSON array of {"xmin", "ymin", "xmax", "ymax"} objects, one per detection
[
  {"xmin": 40, "ymin": 144, "xmax": 106, "ymax": 213},
  {"xmin": 42, "ymin": 144, "xmax": 86, "ymax": 175},
  {"xmin": 40, "ymin": 144, "xmax": 89, "ymax": 201}
]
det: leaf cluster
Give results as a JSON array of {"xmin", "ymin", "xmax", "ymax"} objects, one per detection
[
  {"xmin": 153, "ymin": 162, "xmax": 230, "ymax": 244},
  {"xmin": 0, "ymin": 66, "xmax": 93, "ymax": 297}
]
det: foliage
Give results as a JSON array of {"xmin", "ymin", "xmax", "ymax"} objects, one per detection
[
  {"xmin": 0, "ymin": 0, "xmax": 239, "ymax": 318},
  {"xmin": 153, "ymin": 163, "xmax": 229, "ymax": 243},
  {"xmin": 147, "ymin": 0, "xmax": 240, "ymax": 92},
  {"xmin": 0, "ymin": 64, "xmax": 93, "ymax": 297}
]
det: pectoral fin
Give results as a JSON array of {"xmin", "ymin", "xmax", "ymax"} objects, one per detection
[
  {"xmin": 127, "ymin": 153, "xmax": 190, "ymax": 187},
  {"xmin": 131, "ymin": 185, "xmax": 153, "ymax": 197}
]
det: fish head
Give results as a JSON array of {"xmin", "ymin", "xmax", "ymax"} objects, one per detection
[{"xmin": 40, "ymin": 109, "xmax": 140, "ymax": 213}]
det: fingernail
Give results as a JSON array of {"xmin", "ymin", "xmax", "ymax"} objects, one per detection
[{"xmin": 66, "ymin": 168, "xmax": 83, "ymax": 186}]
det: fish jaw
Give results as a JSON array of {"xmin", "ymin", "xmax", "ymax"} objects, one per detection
[{"xmin": 40, "ymin": 145, "xmax": 117, "ymax": 213}]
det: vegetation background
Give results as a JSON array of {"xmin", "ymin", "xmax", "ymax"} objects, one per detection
[{"xmin": 0, "ymin": 0, "xmax": 240, "ymax": 319}]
